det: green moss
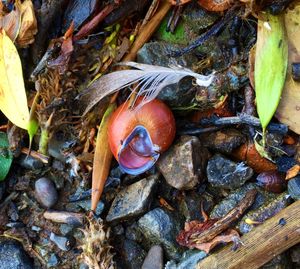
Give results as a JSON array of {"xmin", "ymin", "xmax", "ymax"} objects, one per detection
[{"xmin": 155, "ymin": 16, "xmax": 187, "ymax": 45}]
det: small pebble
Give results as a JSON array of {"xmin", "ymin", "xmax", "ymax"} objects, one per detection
[
  {"xmin": 49, "ymin": 232, "xmax": 75, "ymax": 251},
  {"xmin": 47, "ymin": 253, "xmax": 59, "ymax": 268},
  {"xmin": 35, "ymin": 178, "xmax": 58, "ymax": 208},
  {"xmin": 142, "ymin": 245, "xmax": 163, "ymax": 269},
  {"xmin": 288, "ymin": 176, "xmax": 300, "ymax": 200}
]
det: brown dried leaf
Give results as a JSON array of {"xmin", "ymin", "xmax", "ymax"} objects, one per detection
[
  {"xmin": 192, "ymin": 229, "xmax": 240, "ymax": 253},
  {"xmin": 16, "ymin": 0, "xmax": 37, "ymax": 47},
  {"xmin": 285, "ymin": 164, "xmax": 300, "ymax": 180},
  {"xmin": 276, "ymin": 3, "xmax": 300, "ymax": 134},
  {"xmin": 0, "ymin": 6, "xmax": 21, "ymax": 42},
  {"xmin": 91, "ymin": 103, "xmax": 116, "ymax": 212}
]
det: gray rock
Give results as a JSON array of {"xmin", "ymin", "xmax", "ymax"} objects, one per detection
[
  {"xmin": 207, "ymin": 154, "xmax": 253, "ymax": 189},
  {"xmin": 66, "ymin": 199, "xmax": 104, "ymax": 215},
  {"xmin": 288, "ymin": 176, "xmax": 300, "ymax": 200},
  {"xmin": 106, "ymin": 175, "xmax": 158, "ymax": 222},
  {"xmin": 142, "ymin": 245, "xmax": 163, "ymax": 269},
  {"xmin": 178, "ymin": 192, "xmax": 214, "ymax": 222},
  {"xmin": 158, "ymin": 136, "xmax": 209, "ymax": 190},
  {"xmin": 290, "ymin": 244, "xmax": 300, "ymax": 265},
  {"xmin": 137, "ymin": 42, "xmax": 198, "ymax": 108},
  {"xmin": 210, "ymin": 183, "xmax": 276, "ymax": 219},
  {"xmin": 238, "ymin": 192, "xmax": 291, "ymax": 234},
  {"xmin": 47, "ymin": 253, "xmax": 59, "ymax": 268},
  {"xmin": 261, "ymin": 253, "xmax": 291, "ymax": 269},
  {"xmin": 138, "ymin": 208, "xmax": 182, "ymax": 260},
  {"xmin": 0, "ymin": 239, "xmax": 33, "ymax": 269},
  {"xmin": 182, "ymin": 2, "xmax": 219, "ymax": 33},
  {"xmin": 125, "ymin": 223, "xmax": 144, "ymax": 243},
  {"xmin": 165, "ymin": 250, "xmax": 207, "ymax": 269},
  {"xmin": 35, "ymin": 177, "xmax": 58, "ymax": 208},
  {"xmin": 202, "ymin": 129, "xmax": 246, "ymax": 154},
  {"xmin": 119, "ymin": 239, "xmax": 146, "ymax": 269},
  {"xmin": 19, "ymin": 155, "xmax": 43, "ymax": 170}
]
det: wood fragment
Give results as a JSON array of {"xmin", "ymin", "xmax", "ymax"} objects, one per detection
[
  {"xmin": 43, "ymin": 210, "xmax": 84, "ymax": 226},
  {"xmin": 197, "ymin": 200, "xmax": 300, "ymax": 269},
  {"xmin": 190, "ymin": 189, "xmax": 257, "ymax": 244}
]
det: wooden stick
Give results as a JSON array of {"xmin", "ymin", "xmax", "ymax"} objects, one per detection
[
  {"xmin": 197, "ymin": 200, "xmax": 300, "ymax": 269},
  {"xmin": 122, "ymin": 0, "xmax": 172, "ymax": 62}
]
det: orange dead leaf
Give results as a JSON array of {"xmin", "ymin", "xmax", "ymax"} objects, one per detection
[
  {"xmin": 285, "ymin": 164, "xmax": 300, "ymax": 181},
  {"xmin": 197, "ymin": 0, "xmax": 232, "ymax": 12},
  {"xmin": 232, "ymin": 141, "xmax": 277, "ymax": 173},
  {"xmin": 91, "ymin": 103, "xmax": 116, "ymax": 212}
]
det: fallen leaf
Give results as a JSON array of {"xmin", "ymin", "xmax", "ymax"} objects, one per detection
[
  {"xmin": 285, "ymin": 164, "xmax": 300, "ymax": 180},
  {"xmin": 193, "ymin": 229, "xmax": 240, "ymax": 253},
  {"xmin": 0, "ymin": 29, "xmax": 29, "ymax": 129},
  {"xmin": 276, "ymin": 3, "xmax": 300, "ymax": 134},
  {"xmin": 91, "ymin": 103, "xmax": 116, "ymax": 212},
  {"xmin": 255, "ymin": 12, "xmax": 288, "ymax": 138},
  {"xmin": 0, "ymin": 5, "xmax": 21, "ymax": 42},
  {"xmin": 16, "ymin": 0, "xmax": 38, "ymax": 47}
]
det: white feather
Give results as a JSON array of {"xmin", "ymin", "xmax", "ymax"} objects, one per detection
[{"xmin": 78, "ymin": 61, "xmax": 214, "ymax": 115}]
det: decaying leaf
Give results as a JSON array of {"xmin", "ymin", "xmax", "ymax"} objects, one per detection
[
  {"xmin": 0, "ymin": 29, "xmax": 29, "ymax": 129},
  {"xmin": 91, "ymin": 103, "xmax": 116, "ymax": 212},
  {"xmin": 0, "ymin": 0, "xmax": 37, "ymax": 47},
  {"xmin": 0, "ymin": 5, "xmax": 21, "ymax": 42},
  {"xmin": 285, "ymin": 164, "xmax": 300, "ymax": 180},
  {"xmin": 79, "ymin": 61, "xmax": 214, "ymax": 115},
  {"xmin": 276, "ymin": 3, "xmax": 300, "ymax": 134},
  {"xmin": 177, "ymin": 189, "xmax": 257, "ymax": 253},
  {"xmin": 255, "ymin": 12, "xmax": 288, "ymax": 138},
  {"xmin": 16, "ymin": 0, "xmax": 38, "ymax": 47}
]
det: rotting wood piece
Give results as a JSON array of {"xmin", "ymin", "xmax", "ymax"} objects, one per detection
[{"xmin": 197, "ymin": 200, "xmax": 300, "ymax": 269}]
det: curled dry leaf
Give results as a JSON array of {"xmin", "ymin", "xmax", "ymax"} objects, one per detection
[
  {"xmin": 177, "ymin": 189, "xmax": 257, "ymax": 253},
  {"xmin": 16, "ymin": 0, "xmax": 38, "ymax": 47},
  {"xmin": 0, "ymin": 0, "xmax": 37, "ymax": 47},
  {"xmin": 78, "ymin": 61, "xmax": 214, "ymax": 115},
  {"xmin": 0, "ymin": 30, "xmax": 29, "ymax": 129},
  {"xmin": 197, "ymin": 0, "xmax": 232, "ymax": 12},
  {"xmin": 285, "ymin": 164, "xmax": 300, "ymax": 180}
]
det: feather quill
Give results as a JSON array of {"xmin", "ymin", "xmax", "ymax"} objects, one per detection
[{"xmin": 78, "ymin": 62, "xmax": 214, "ymax": 115}]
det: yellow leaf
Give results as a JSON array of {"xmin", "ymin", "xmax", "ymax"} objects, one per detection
[
  {"xmin": 0, "ymin": 29, "xmax": 29, "ymax": 129},
  {"xmin": 276, "ymin": 3, "xmax": 300, "ymax": 134}
]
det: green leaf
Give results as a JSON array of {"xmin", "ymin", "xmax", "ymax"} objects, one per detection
[
  {"xmin": 0, "ymin": 132, "xmax": 13, "ymax": 181},
  {"xmin": 255, "ymin": 13, "xmax": 288, "ymax": 133}
]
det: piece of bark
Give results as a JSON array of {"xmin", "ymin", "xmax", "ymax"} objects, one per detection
[{"xmin": 197, "ymin": 200, "xmax": 300, "ymax": 269}]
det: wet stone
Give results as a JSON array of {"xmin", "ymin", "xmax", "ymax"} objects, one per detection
[
  {"xmin": 35, "ymin": 177, "xmax": 58, "ymax": 208},
  {"xmin": 157, "ymin": 136, "xmax": 209, "ymax": 190},
  {"xmin": 47, "ymin": 253, "xmax": 59, "ymax": 268},
  {"xmin": 238, "ymin": 192, "xmax": 291, "ymax": 234},
  {"xmin": 125, "ymin": 223, "xmax": 144, "ymax": 243},
  {"xmin": 287, "ymin": 176, "xmax": 300, "ymax": 200},
  {"xmin": 207, "ymin": 154, "xmax": 253, "ymax": 189},
  {"xmin": 117, "ymin": 239, "xmax": 146, "ymax": 269},
  {"xmin": 106, "ymin": 174, "xmax": 158, "ymax": 223},
  {"xmin": 210, "ymin": 183, "xmax": 276, "ymax": 219},
  {"xmin": 138, "ymin": 208, "xmax": 182, "ymax": 260},
  {"xmin": 137, "ymin": 42, "xmax": 198, "ymax": 108},
  {"xmin": 261, "ymin": 253, "xmax": 291, "ymax": 269},
  {"xmin": 0, "ymin": 239, "xmax": 33, "ymax": 269},
  {"xmin": 165, "ymin": 250, "xmax": 207, "ymax": 269},
  {"xmin": 18, "ymin": 155, "xmax": 43, "ymax": 170},
  {"xmin": 178, "ymin": 192, "xmax": 214, "ymax": 222},
  {"xmin": 202, "ymin": 129, "xmax": 246, "ymax": 154},
  {"xmin": 142, "ymin": 245, "xmax": 163, "ymax": 269},
  {"xmin": 66, "ymin": 199, "xmax": 104, "ymax": 215}
]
